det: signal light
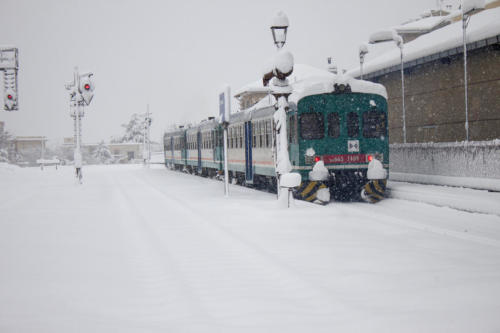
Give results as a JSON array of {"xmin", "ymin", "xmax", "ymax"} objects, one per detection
[
  {"xmin": 78, "ymin": 74, "xmax": 94, "ymax": 105},
  {"xmin": 367, "ymin": 155, "xmax": 373, "ymax": 162},
  {"xmin": 314, "ymin": 156, "xmax": 321, "ymax": 162},
  {"xmin": 4, "ymin": 87, "xmax": 17, "ymax": 111}
]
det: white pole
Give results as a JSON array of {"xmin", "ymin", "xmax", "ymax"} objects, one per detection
[
  {"xmin": 143, "ymin": 110, "xmax": 147, "ymax": 164},
  {"xmin": 463, "ymin": 14, "xmax": 470, "ymax": 141},
  {"xmin": 223, "ymin": 125, "xmax": 229, "ymax": 196},
  {"xmin": 75, "ymin": 103, "xmax": 81, "ymax": 156},
  {"xmin": 360, "ymin": 54, "xmax": 365, "ymax": 80},
  {"xmin": 147, "ymin": 106, "xmax": 151, "ymax": 162},
  {"xmin": 400, "ymin": 46, "xmax": 406, "ymax": 144}
]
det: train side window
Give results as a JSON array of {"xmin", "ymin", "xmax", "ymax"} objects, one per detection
[
  {"xmin": 240, "ymin": 125, "xmax": 243, "ymax": 148},
  {"xmin": 252, "ymin": 123, "xmax": 256, "ymax": 148},
  {"xmin": 231, "ymin": 128, "xmax": 234, "ymax": 149},
  {"xmin": 363, "ymin": 111, "xmax": 387, "ymax": 138},
  {"xmin": 328, "ymin": 113, "xmax": 340, "ymax": 138},
  {"xmin": 236, "ymin": 125, "xmax": 240, "ymax": 148},
  {"xmin": 266, "ymin": 120, "xmax": 272, "ymax": 147},
  {"xmin": 347, "ymin": 112, "xmax": 359, "ymax": 137},
  {"xmin": 262, "ymin": 121, "xmax": 266, "ymax": 148},
  {"xmin": 260, "ymin": 121, "xmax": 263, "ymax": 148},
  {"xmin": 300, "ymin": 112, "xmax": 324, "ymax": 140}
]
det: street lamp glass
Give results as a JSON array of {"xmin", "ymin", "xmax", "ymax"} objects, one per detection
[{"xmin": 271, "ymin": 27, "xmax": 287, "ymax": 48}]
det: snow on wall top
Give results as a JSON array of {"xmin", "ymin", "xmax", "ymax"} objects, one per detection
[
  {"xmin": 462, "ymin": 0, "xmax": 486, "ymax": 14},
  {"xmin": 236, "ymin": 64, "xmax": 387, "ymax": 106},
  {"xmin": 348, "ymin": 6, "xmax": 500, "ymax": 78},
  {"xmin": 393, "ymin": 15, "xmax": 449, "ymax": 33}
]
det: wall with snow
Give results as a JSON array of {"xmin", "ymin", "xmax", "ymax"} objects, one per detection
[{"xmin": 389, "ymin": 140, "xmax": 500, "ymax": 187}]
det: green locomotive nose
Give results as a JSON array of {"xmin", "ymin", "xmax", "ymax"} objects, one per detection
[{"xmin": 290, "ymin": 92, "xmax": 389, "ymax": 201}]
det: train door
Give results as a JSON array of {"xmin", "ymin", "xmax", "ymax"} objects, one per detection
[
  {"xmin": 244, "ymin": 121, "xmax": 253, "ymax": 183},
  {"xmin": 170, "ymin": 137, "xmax": 174, "ymax": 161},
  {"xmin": 197, "ymin": 131, "xmax": 202, "ymax": 173}
]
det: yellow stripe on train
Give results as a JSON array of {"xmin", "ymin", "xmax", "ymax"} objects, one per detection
[
  {"xmin": 361, "ymin": 179, "xmax": 387, "ymax": 203},
  {"xmin": 296, "ymin": 181, "xmax": 328, "ymax": 204}
]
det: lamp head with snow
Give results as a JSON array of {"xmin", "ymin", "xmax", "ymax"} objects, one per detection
[
  {"xmin": 369, "ymin": 29, "xmax": 403, "ymax": 48},
  {"xmin": 270, "ymin": 11, "xmax": 289, "ymax": 49},
  {"xmin": 359, "ymin": 43, "xmax": 369, "ymax": 57}
]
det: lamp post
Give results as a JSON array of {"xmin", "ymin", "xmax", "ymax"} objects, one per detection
[
  {"xmin": 264, "ymin": 11, "xmax": 299, "ymax": 203},
  {"xmin": 369, "ymin": 30, "xmax": 406, "ymax": 143},
  {"xmin": 359, "ymin": 43, "xmax": 369, "ymax": 80},
  {"xmin": 461, "ymin": 0, "xmax": 485, "ymax": 141}
]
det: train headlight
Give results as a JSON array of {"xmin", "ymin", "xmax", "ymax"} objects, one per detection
[{"xmin": 366, "ymin": 153, "xmax": 383, "ymax": 163}]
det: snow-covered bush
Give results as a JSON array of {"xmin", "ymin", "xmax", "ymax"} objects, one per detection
[
  {"xmin": 92, "ymin": 141, "xmax": 114, "ymax": 164},
  {"xmin": 113, "ymin": 113, "xmax": 148, "ymax": 143}
]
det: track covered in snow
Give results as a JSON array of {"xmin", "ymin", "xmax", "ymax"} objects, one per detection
[{"xmin": 1, "ymin": 164, "xmax": 500, "ymax": 332}]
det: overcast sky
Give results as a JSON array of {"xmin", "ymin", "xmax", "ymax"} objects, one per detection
[{"xmin": 0, "ymin": 0, "xmax": 438, "ymax": 144}]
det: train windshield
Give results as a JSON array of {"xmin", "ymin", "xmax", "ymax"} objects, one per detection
[
  {"xmin": 363, "ymin": 111, "xmax": 387, "ymax": 138},
  {"xmin": 300, "ymin": 112, "xmax": 324, "ymax": 140}
]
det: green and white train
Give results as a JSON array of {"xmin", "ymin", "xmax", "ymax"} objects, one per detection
[{"xmin": 164, "ymin": 67, "xmax": 389, "ymax": 203}]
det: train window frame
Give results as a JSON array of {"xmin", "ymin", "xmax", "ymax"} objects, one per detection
[
  {"xmin": 252, "ymin": 122, "xmax": 256, "ymax": 148},
  {"xmin": 299, "ymin": 112, "xmax": 324, "ymax": 140},
  {"xmin": 266, "ymin": 120, "xmax": 272, "ymax": 148},
  {"xmin": 363, "ymin": 110, "xmax": 387, "ymax": 138},
  {"xmin": 347, "ymin": 112, "xmax": 359, "ymax": 138},
  {"xmin": 328, "ymin": 112, "xmax": 340, "ymax": 138}
]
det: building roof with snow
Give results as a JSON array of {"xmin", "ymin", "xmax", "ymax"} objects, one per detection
[{"xmin": 348, "ymin": 2, "xmax": 500, "ymax": 79}]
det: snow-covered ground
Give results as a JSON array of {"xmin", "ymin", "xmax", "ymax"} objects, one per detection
[{"xmin": 1, "ymin": 164, "xmax": 500, "ymax": 332}]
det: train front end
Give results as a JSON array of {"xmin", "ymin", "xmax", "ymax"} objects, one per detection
[{"xmin": 290, "ymin": 80, "xmax": 389, "ymax": 203}]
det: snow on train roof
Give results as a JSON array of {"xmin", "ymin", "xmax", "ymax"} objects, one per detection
[
  {"xmin": 236, "ymin": 63, "xmax": 387, "ymax": 106},
  {"xmin": 288, "ymin": 65, "xmax": 387, "ymax": 102},
  {"xmin": 348, "ymin": 6, "xmax": 500, "ymax": 78}
]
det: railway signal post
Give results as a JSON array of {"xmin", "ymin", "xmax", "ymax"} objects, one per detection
[
  {"xmin": 1, "ymin": 47, "xmax": 19, "ymax": 111},
  {"xmin": 65, "ymin": 67, "xmax": 94, "ymax": 183}
]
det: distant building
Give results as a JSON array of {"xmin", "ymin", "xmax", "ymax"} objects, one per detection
[
  {"xmin": 62, "ymin": 137, "xmax": 144, "ymax": 163},
  {"xmin": 12, "ymin": 136, "xmax": 47, "ymax": 165},
  {"xmin": 108, "ymin": 142, "xmax": 143, "ymax": 161},
  {"xmin": 234, "ymin": 85, "xmax": 270, "ymax": 111},
  {"xmin": 349, "ymin": 1, "xmax": 500, "ymax": 143}
]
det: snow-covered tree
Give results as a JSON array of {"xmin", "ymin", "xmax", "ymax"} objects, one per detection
[
  {"xmin": 115, "ymin": 113, "xmax": 147, "ymax": 143},
  {"xmin": 0, "ymin": 129, "xmax": 13, "ymax": 163},
  {"xmin": 92, "ymin": 141, "xmax": 113, "ymax": 164}
]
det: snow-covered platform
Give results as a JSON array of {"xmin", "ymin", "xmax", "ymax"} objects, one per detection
[{"xmin": 1, "ymin": 164, "xmax": 500, "ymax": 332}]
